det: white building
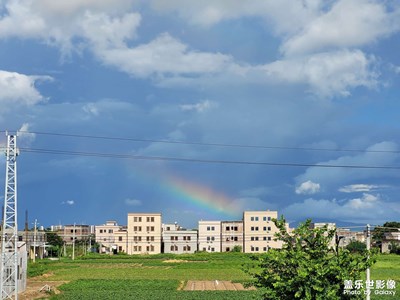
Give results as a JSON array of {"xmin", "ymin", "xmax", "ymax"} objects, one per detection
[{"xmin": 198, "ymin": 221, "xmax": 221, "ymax": 252}]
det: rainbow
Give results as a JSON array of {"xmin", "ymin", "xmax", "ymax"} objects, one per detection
[{"xmin": 163, "ymin": 173, "xmax": 240, "ymax": 218}]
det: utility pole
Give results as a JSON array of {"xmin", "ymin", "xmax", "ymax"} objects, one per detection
[
  {"xmin": 366, "ymin": 224, "xmax": 371, "ymax": 300},
  {"xmin": 72, "ymin": 223, "xmax": 76, "ymax": 260},
  {"xmin": 33, "ymin": 219, "xmax": 37, "ymax": 263},
  {"xmin": 0, "ymin": 133, "xmax": 19, "ymax": 299}
]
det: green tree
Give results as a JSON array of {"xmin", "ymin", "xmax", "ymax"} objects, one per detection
[
  {"xmin": 45, "ymin": 232, "xmax": 64, "ymax": 257},
  {"xmin": 345, "ymin": 240, "xmax": 366, "ymax": 253},
  {"xmin": 244, "ymin": 217, "xmax": 376, "ymax": 300}
]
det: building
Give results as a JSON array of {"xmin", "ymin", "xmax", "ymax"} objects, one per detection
[
  {"xmin": 95, "ymin": 221, "xmax": 123, "ymax": 254},
  {"xmin": 113, "ymin": 227, "xmax": 128, "ymax": 254},
  {"xmin": 127, "ymin": 213, "xmax": 162, "ymax": 254},
  {"xmin": 18, "ymin": 230, "xmax": 46, "ymax": 260},
  {"xmin": 221, "ymin": 221, "xmax": 243, "ymax": 252},
  {"xmin": 243, "ymin": 210, "xmax": 283, "ymax": 253},
  {"xmin": 162, "ymin": 225, "xmax": 198, "ymax": 254},
  {"xmin": 336, "ymin": 229, "xmax": 365, "ymax": 248},
  {"xmin": 58, "ymin": 224, "xmax": 91, "ymax": 245},
  {"xmin": 198, "ymin": 221, "xmax": 221, "ymax": 252},
  {"xmin": 310, "ymin": 222, "xmax": 336, "ymax": 249},
  {"xmin": 381, "ymin": 231, "xmax": 400, "ymax": 253}
]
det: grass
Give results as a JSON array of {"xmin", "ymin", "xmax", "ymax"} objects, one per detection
[{"xmin": 27, "ymin": 252, "xmax": 399, "ymax": 299}]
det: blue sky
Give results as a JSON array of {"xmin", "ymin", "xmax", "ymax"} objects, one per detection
[{"xmin": 0, "ymin": 0, "xmax": 399, "ymax": 229}]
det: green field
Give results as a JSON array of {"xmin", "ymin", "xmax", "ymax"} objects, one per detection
[{"xmin": 28, "ymin": 253, "xmax": 399, "ymax": 299}]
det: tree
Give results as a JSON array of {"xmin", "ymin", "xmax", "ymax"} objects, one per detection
[
  {"xmin": 46, "ymin": 232, "xmax": 64, "ymax": 257},
  {"xmin": 372, "ymin": 221, "xmax": 400, "ymax": 250},
  {"xmin": 244, "ymin": 217, "xmax": 376, "ymax": 300},
  {"xmin": 345, "ymin": 241, "xmax": 366, "ymax": 253}
]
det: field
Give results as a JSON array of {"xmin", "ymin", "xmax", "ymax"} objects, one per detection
[{"xmin": 26, "ymin": 253, "xmax": 399, "ymax": 299}]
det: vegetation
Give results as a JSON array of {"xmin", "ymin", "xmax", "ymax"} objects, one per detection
[
  {"xmin": 345, "ymin": 240, "xmax": 367, "ymax": 253},
  {"xmin": 245, "ymin": 217, "xmax": 376, "ymax": 300},
  {"xmin": 25, "ymin": 233, "xmax": 400, "ymax": 299}
]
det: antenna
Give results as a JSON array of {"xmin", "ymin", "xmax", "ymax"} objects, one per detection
[{"xmin": 0, "ymin": 133, "xmax": 19, "ymax": 299}]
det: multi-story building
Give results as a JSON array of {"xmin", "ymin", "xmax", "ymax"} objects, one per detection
[
  {"xmin": 310, "ymin": 222, "xmax": 336, "ymax": 249},
  {"xmin": 221, "ymin": 221, "xmax": 243, "ymax": 252},
  {"xmin": 243, "ymin": 210, "xmax": 283, "ymax": 253},
  {"xmin": 198, "ymin": 221, "xmax": 221, "ymax": 252},
  {"xmin": 95, "ymin": 221, "xmax": 123, "ymax": 254},
  {"xmin": 112, "ymin": 227, "xmax": 128, "ymax": 254},
  {"xmin": 17, "ymin": 230, "xmax": 46, "ymax": 260},
  {"xmin": 127, "ymin": 213, "xmax": 162, "ymax": 254},
  {"xmin": 58, "ymin": 224, "xmax": 91, "ymax": 245},
  {"xmin": 163, "ymin": 227, "xmax": 198, "ymax": 254}
]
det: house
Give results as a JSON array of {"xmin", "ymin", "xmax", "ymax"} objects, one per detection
[
  {"xmin": 243, "ymin": 210, "xmax": 283, "ymax": 253},
  {"xmin": 162, "ymin": 225, "xmax": 198, "ymax": 254},
  {"xmin": 221, "ymin": 221, "xmax": 243, "ymax": 252},
  {"xmin": 198, "ymin": 221, "xmax": 221, "ymax": 252},
  {"xmin": 95, "ymin": 221, "xmax": 123, "ymax": 254},
  {"xmin": 127, "ymin": 213, "xmax": 162, "ymax": 254}
]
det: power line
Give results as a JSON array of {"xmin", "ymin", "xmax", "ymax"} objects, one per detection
[
  {"xmin": 19, "ymin": 147, "xmax": 400, "ymax": 170},
  {"xmin": 6, "ymin": 130, "xmax": 400, "ymax": 154}
]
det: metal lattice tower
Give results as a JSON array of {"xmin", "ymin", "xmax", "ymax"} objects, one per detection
[{"xmin": 0, "ymin": 133, "xmax": 19, "ymax": 299}]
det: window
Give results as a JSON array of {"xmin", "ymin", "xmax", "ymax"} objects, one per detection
[
  {"xmin": 233, "ymin": 226, "xmax": 238, "ymax": 231},
  {"xmin": 147, "ymin": 216, "xmax": 155, "ymax": 222},
  {"xmin": 170, "ymin": 245, "xmax": 178, "ymax": 251},
  {"xmin": 268, "ymin": 237, "xmax": 272, "ymax": 241},
  {"xmin": 134, "ymin": 236, "xmax": 142, "ymax": 242},
  {"xmin": 255, "ymin": 217, "xmax": 259, "ymax": 221},
  {"xmin": 211, "ymin": 226, "xmax": 215, "ymax": 231},
  {"xmin": 268, "ymin": 217, "xmax": 271, "ymax": 221},
  {"xmin": 263, "ymin": 216, "xmax": 267, "ymax": 221},
  {"xmin": 203, "ymin": 247, "xmax": 206, "ymax": 251},
  {"xmin": 255, "ymin": 227, "xmax": 259, "ymax": 231},
  {"xmin": 183, "ymin": 245, "xmax": 191, "ymax": 251},
  {"xmin": 166, "ymin": 226, "xmax": 170, "ymax": 231},
  {"xmin": 134, "ymin": 217, "xmax": 142, "ymax": 222},
  {"xmin": 251, "ymin": 246, "xmax": 254, "ymax": 251},
  {"xmin": 251, "ymin": 227, "xmax": 254, "ymax": 231},
  {"xmin": 99, "ymin": 229, "xmax": 103, "ymax": 233},
  {"xmin": 263, "ymin": 247, "xmax": 268, "ymax": 251},
  {"xmin": 211, "ymin": 236, "xmax": 215, "ymax": 241},
  {"xmin": 134, "ymin": 246, "xmax": 138, "ymax": 251},
  {"xmin": 251, "ymin": 237, "xmax": 254, "ymax": 241},
  {"xmin": 234, "ymin": 236, "xmax": 238, "ymax": 241},
  {"xmin": 251, "ymin": 217, "xmax": 254, "ymax": 221},
  {"xmin": 263, "ymin": 237, "xmax": 267, "ymax": 241},
  {"xmin": 268, "ymin": 227, "xmax": 271, "ymax": 231},
  {"xmin": 263, "ymin": 227, "xmax": 267, "ymax": 231},
  {"xmin": 108, "ymin": 229, "xmax": 113, "ymax": 233},
  {"xmin": 171, "ymin": 236, "xmax": 178, "ymax": 241},
  {"xmin": 119, "ymin": 246, "xmax": 122, "ymax": 251},
  {"xmin": 118, "ymin": 236, "xmax": 123, "ymax": 241},
  {"xmin": 211, "ymin": 247, "xmax": 215, "ymax": 252},
  {"xmin": 255, "ymin": 247, "xmax": 259, "ymax": 251},
  {"xmin": 183, "ymin": 236, "xmax": 191, "ymax": 241},
  {"xmin": 207, "ymin": 226, "xmax": 210, "ymax": 231},
  {"xmin": 226, "ymin": 226, "xmax": 230, "ymax": 231},
  {"xmin": 226, "ymin": 247, "xmax": 230, "ymax": 252},
  {"xmin": 207, "ymin": 236, "xmax": 210, "ymax": 241}
]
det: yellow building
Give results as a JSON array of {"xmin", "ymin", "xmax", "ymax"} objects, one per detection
[
  {"xmin": 127, "ymin": 213, "xmax": 162, "ymax": 254},
  {"xmin": 243, "ymin": 210, "xmax": 283, "ymax": 253}
]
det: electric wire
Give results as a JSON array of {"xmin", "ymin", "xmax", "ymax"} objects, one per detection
[
  {"xmin": 18, "ymin": 147, "xmax": 400, "ymax": 169},
  {"xmin": 4, "ymin": 129, "xmax": 400, "ymax": 154}
]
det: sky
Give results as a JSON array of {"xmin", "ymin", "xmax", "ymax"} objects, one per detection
[{"xmin": 0, "ymin": 0, "xmax": 399, "ymax": 229}]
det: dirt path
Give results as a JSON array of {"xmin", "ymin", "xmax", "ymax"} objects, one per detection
[{"xmin": 19, "ymin": 276, "xmax": 68, "ymax": 300}]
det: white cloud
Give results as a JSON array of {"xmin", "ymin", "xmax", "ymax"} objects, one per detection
[
  {"xmin": 125, "ymin": 198, "xmax": 142, "ymax": 206},
  {"xmin": 283, "ymin": 193, "xmax": 399, "ymax": 223},
  {"xmin": 339, "ymin": 184, "xmax": 383, "ymax": 193},
  {"xmin": 61, "ymin": 200, "xmax": 75, "ymax": 205},
  {"xmin": 0, "ymin": 70, "xmax": 51, "ymax": 108},
  {"xmin": 180, "ymin": 100, "xmax": 216, "ymax": 113},
  {"xmin": 296, "ymin": 141, "xmax": 400, "ymax": 190},
  {"xmin": 150, "ymin": 0, "xmax": 321, "ymax": 32},
  {"xmin": 261, "ymin": 50, "xmax": 378, "ymax": 97},
  {"xmin": 96, "ymin": 33, "xmax": 233, "ymax": 78},
  {"xmin": 17, "ymin": 123, "xmax": 36, "ymax": 146},
  {"xmin": 282, "ymin": 0, "xmax": 400, "ymax": 56},
  {"xmin": 296, "ymin": 180, "xmax": 320, "ymax": 195}
]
